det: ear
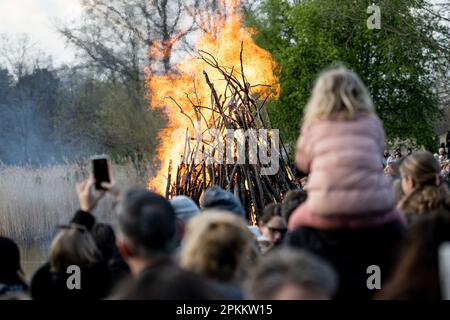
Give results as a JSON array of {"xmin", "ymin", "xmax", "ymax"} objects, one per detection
[
  {"xmin": 404, "ymin": 176, "xmax": 415, "ymax": 191},
  {"xmin": 117, "ymin": 238, "xmax": 133, "ymax": 260},
  {"xmin": 176, "ymin": 219, "xmax": 185, "ymax": 243},
  {"xmin": 409, "ymin": 176, "xmax": 416, "ymax": 189}
]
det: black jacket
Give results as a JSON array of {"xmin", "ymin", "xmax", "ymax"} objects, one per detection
[
  {"xmin": 30, "ymin": 261, "xmax": 111, "ymax": 300},
  {"xmin": 71, "ymin": 210, "xmax": 96, "ymax": 230},
  {"xmin": 72, "ymin": 210, "xmax": 130, "ymax": 287},
  {"xmin": 30, "ymin": 210, "xmax": 119, "ymax": 300},
  {"xmin": 287, "ymin": 220, "xmax": 406, "ymax": 300}
]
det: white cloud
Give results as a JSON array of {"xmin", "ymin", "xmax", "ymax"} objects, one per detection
[{"xmin": 0, "ymin": 0, "xmax": 83, "ymax": 65}]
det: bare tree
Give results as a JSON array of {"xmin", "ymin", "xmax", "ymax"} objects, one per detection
[
  {"xmin": 0, "ymin": 33, "xmax": 52, "ymax": 80},
  {"xmin": 58, "ymin": 1, "xmax": 204, "ymax": 79}
]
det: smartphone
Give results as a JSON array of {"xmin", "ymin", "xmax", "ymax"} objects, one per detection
[{"xmin": 92, "ymin": 155, "xmax": 110, "ymax": 190}]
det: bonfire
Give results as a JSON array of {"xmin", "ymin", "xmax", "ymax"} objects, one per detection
[{"xmin": 146, "ymin": 0, "xmax": 300, "ymax": 223}]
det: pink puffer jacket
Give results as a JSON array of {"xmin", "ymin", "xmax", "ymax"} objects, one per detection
[{"xmin": 289, "ymin": 113, "xmax": 400, "ymax": 230}]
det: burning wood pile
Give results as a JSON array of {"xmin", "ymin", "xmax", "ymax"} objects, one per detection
[
  {"xmin": 162, "ymin": 47, "xmax": 299, "ymax": 223},
  {"xmin": 146, "ymin": 0, "xmax": 300, "ymax": 223}
]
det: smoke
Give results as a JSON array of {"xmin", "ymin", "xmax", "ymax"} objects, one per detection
[{"xmin": 0, "ymin": 67, "xmax": 97, "ymax": 165}]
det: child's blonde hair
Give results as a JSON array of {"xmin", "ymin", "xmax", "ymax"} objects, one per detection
[{"xmin": 303, "ymin": 67, "xmax": 374, "ymax": 124}]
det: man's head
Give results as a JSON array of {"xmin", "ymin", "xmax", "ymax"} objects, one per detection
[
  {"xmin": 201, "ymin": 187, "xmax": 246, "ymax": 220},
  {"xmin": 116, "ymin": 188, "xmax": 176, "ymax": 271}
]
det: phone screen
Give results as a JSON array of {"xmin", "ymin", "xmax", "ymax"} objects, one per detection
[{"xmin": 92, "ymin": 157, "xmax": 110, "ymax": 190}]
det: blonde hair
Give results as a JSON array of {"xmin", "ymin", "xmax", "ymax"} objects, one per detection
[
  {"xmin": 399, "ymin": 151, "xmax": 440, "ymax": 187},
  {"xmin": 180, "ymin": 210, "xmax": 252, "ymax": 283},
  {"xmin": 303, "ymin": 67, "xmax": 374, "ymax": 124},
  {"xmin": 50, "ymin": 224, "xmax": 100, "ymax": 272}
]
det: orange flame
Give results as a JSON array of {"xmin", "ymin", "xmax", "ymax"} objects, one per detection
[{"xmin": 146, "ymin": 0, "xmax": 280, "ymax": 195}]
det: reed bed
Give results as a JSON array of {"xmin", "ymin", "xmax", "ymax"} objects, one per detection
[{"xmin": 0, "ymin": 161, "xmax": 149, "ymax": 242}]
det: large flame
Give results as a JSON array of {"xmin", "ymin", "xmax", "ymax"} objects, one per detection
[{"xmin": 146, "ymin": 0, "xmax": 280, "ymax": 195}]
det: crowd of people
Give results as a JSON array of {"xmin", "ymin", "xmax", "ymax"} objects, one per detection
[{"xmin": 1, "ymin": 67, "xmax": 450, "ymax": 300}]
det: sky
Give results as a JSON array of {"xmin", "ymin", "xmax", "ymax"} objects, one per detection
[
  {"xmin": 0, "ymin": 0, "xmax": 83, "ymax": 65},
  {"xmin": 0, "ymin": 0, "xmax": 446, "ymax": 66}
]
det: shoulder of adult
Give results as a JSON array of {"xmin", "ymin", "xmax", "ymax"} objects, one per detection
[{"xmin": 71, "ymin": 210, "xmax": 96, "ymax": 231}]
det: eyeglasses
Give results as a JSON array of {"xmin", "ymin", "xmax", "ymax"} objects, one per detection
[
  {"xmin": 57, "ymin": 224, "xmax": 88, "ymax": 233},
  {"xmin": 266, "ymin": 226, "xmax": 287, "ymax": 234}
]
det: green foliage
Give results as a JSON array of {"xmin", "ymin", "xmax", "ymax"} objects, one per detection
[
  {"xmin": 246, "ymin": 0, "xmax": 447, "ymax": 150},
  {"xmin": 56, "ymin": 74, "xmax": 165, "ymax": 162}
]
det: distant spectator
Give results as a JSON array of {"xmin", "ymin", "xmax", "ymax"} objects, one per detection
[
  {"xmin": 282, "ymin": 189, "xmax": 307, "ymax": 224},
  {"xmin": 378, "ymin": 211, "xmax": 450, "ymax": 299},
  {"xmin": 398, "ymin": 151, "xmax": 450, "ymax": 225},
  {"xmin": 385, "ymin": 159, "xmax": 401, "ymax": 178},
  {"xmin": 383, "ymin": 149, "xmax": 390, "ymax": 166},
  {"xmin": 384, "ymin": 160, "xmax": 404, "ymax": 202},
  {"xmin": 245, "ymin": 248, "xmax": 338, "ymax": 300},
  {"xmin": 170, "ymin": 195, "xmax": 200, "ymax": 223},
  {"xmin": 170, "ymin": 195, "xmax": 200, "ymax": 244},
  {"xmin": 201, "ymin": 187, "xmax": 246, "ymax": 220},
  {"xmin": 257, "ymin": 203, "xmax": 287, "ymax": 253},
  {"xmin": 180, "ymin": 210, "xmax": 253, "ymax": 299},
  {"xmin": 439, "ymin": 147, "xmax": 448, "ymax": 163},
  {"xmin": 0, "ymin": 237, "xmax": 28, "ymax": 297},
  {"xmin": 407, "ymin": 148, "xmax": 413, "ymax": 156},
  {"xmin": 387, "ymin": 148, "xmax": 403, "ymax": 164}
]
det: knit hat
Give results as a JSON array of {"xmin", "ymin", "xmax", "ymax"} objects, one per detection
[
  {"xmin": 170, "ymin": 196, "xmax": 200, "ymax": 223},
  {"xmin": 201, "ymin": 187, "xmax": 246, "ymax": 219}
]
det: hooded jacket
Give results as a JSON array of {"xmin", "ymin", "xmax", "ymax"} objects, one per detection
[{"xmin": 289, "ymin": 114, "xmax": 403, "ymax": 230}]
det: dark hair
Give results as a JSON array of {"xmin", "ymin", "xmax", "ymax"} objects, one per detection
[
  {"xmin": 377, "ymin": 211, "xmax": 450, "ymax": 299},
  {"xmin": 282, "ymin": 190, "xmax": 307, "ymax": 223},
  {"xmin": 245, "ymin": 248, "xmax": 338, "ymax": 299},
  {"xmin": 118, "ymin": 188, "xmax": 176, "ymax": 257},
  {"xmin": 116, "ymin": 265, "xmax": 221, "ymax": 300},
  {"xmin": 92, "ymin": 223, "xmax": 116, "ymax": 261},
  {"xmin": 260, "ymin": 203, "xmax": 282, "ymax": 225},
  {"xmin": 0, "ymin": 237, "xmax": 22, "ymax": 277},
  {"xmin": 0, "ymin": 237, "xmax": 27, "ymax": 293}
]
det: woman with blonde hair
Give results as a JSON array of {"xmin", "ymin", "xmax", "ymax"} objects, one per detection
[
  {"xmin": 398, "ymin": 151, "xmax": 450, "ymax": 225},
  {"xmin": 180, "ymin": 210, "xmax": 253, "ymax": 299},
  {"xmin": 287, "ymin": 67, "xmax": 405, "ymax": 299},
  {"xmin": 31, "ymin": 224, "xmax": 111, "ymax": 300}
]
